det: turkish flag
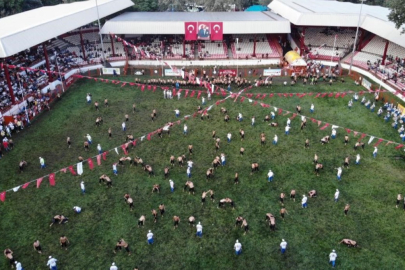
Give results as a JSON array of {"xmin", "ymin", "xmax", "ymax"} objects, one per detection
[
  {"xmin": 88, "ymin": 158, "xmax": 94, "ymax": 169},
  {"xmin": 97, "ymin": 155, "xmax": 101, "ymax": 165},
  {"xmin": 0, "ymin": 191, "xmax": 5, "ymax": 202},
  {"xmin": 102, "ymin": 151, "xmax": 108, "ymax": 161},
  {"xmin": 185, "ymin": 22, "xmax": 197, "ymax": 40},
  {"xmin": 22, "ymin": 182, "xmax": 30, "ymax": 189},
  {"xmin": 211, "ymin": 22, "xmax": 223, "ymax": 41},
  {"xmin": 121, "ymin": 144, "xmax": 128, "ymax": 155},
  {"xmin": 69, "ymin": 166, "xmax": 77, "ymax": 176},
  {"xmin": 37, "ymin": 178, "xmax": 43, "ymax": 188},
  {"xmin": 49, "ymin": 173, "xmax": 56, "ymax": 186}
]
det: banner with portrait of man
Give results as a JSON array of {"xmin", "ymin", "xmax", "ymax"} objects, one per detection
[{"xmin": 197, "ymin": 22, "xmax": 211, "ymax": 40}]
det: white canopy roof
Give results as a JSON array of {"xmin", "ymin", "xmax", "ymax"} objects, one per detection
[
  {"xmin": 100, "ymin": 11, "xmax": 291, "ymax": 35},
  {"xmin": 269, "ymin": 0, "xmax": 405, "ymax": 47},
  {"xmin": 0, "ymin": 0, "xmax": 133, "ymax": 58}
]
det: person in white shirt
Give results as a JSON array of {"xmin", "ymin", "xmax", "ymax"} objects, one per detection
[
  {"xmin": 355, "ymin": 154, "xmax": 360, "ymax": 165},
  {"xmin": 15, "ymin": 261, "xmax": 23, "ymax": 270},
  {"xmin": 331, "ymin": 129, "xmax": 337, "ymax": 139},
  {"xmin": 97, "ymin": 144, "xmax": 102, "ymax": 154},
  {"xmin": 267, "ymin": 170, "xmax": 274, "ymax": 182},
  {"xmin": 221, "ymin": 153, "xmax": 226, "ymax": 166},
  {"xmin": 280, "ymin": 239, "xmax": 287, "ymax": 254},
  {"xmin": 177, "ymin": 92, "xmax": 181, "ymax": 100},
  {"xmin": 147, "ymin": 230, "xmax": 154, "ymax": 244},
  {"xmin": 234, "ymin": 239, "xmax": 242, "ymax": 255},
  {"xmin": 110, "ymin": 262, "xmax": 118, "ymax": 270},
  {"xmin": 163, "ymin": 90, "xmax": 167, "ymax": 99},
  {"xmin": 302, "ymin": 195, "xmax": 308, "ymax": 208},
  {"xmin": 373, "ymin": 147, "xmax": 378, "ymax": 158},
  {"xmin": 251, "ymin": 116, "xmax": 255, "ymax": 126},
  {"xmin": 183, "ymin": 124, "xmax": 188, "ymax": 135},
  {"xmin": 334, "ymin": 189, "xmax": 339, "ymax": 202},
  {"xmin": 86, "ymin": 134, "xmax": 92, "ymax": 144},
  {"xmin": 187, "ymin": 160, "xmax": 193, "ymax": 168},
  {"xmin": 73, "ymin": 206, "xmax": 81, "ymax": 213},
  {"xmin": 47, "ymin": 256, "xmax": 58, "ymax": 270},
  {"xmin": 187, "ymin": 167, "xmax": 191, "ymax": 178},
  {"xmin": 227, "ymin": 132, "xmax": 232, "ymax": 143},
  {"xmin": 86, "ymin": 93, "xmax": 91, "ymax": 103},
  {"xmin": 174, "ymin": 109, "xmax": 180, "ymax": 118},
  {"xmin": 196, "ymin": 222, "xmax": 203, "ymax": 237},
  {"xmin": 169, "ymin": 179, "xmax": 174, "ymax": 192},
  {"xmin": 336, "ymin": 167, "xmax": 342, "ymax": 180},
  {"xmin": 80, "ymin": 181, "xmax": 85, "ymax": 194},
  {"xmin": 202, "ymin": 97, "xmax": 206, "ymax": 105},
  {"xmin": 122, "ymin": 122, "xmax": 126, "ymax": 132},
  {"xmin": 273, "ymin": 134, "xmax": 278, "ymax": 145},
  {"xmin": 310, "ymin": 104, "xmax": 314, "ymax": 113},
  {"xmin": 271, "ymin": 111, "xmax": 275, "ymax": 119},
  {"xmin": 329, "ymin": 250, "xmax": 337, "ymax": 267},
  {"xmin": 237, "ymin": 113, "xmax": 243, "ymax": 121},
  {"xmin": 285, "ymin": 125, "xmax": 291, "ymax": 135},
  {"xmin": 286, "ymin": 118, "xmax": 291, "ymax": 126}
]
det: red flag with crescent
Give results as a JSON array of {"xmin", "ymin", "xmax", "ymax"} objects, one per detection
[
  {"xmin": 211, "ymin": 22, "xmax": 223, "ymax": 41},
  {"xmin": 185, "ymin": 22, "xmax": 197, "ymax": 40}
]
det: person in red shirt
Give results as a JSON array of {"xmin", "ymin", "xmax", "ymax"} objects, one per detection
[{"xmin": 2, "ymin": 141, "xmax": 9, "ymax": 151}]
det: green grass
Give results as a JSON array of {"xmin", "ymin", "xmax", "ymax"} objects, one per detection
[{"xmin": 1, "ymin": 76, "xmax": 405, "ymax": 270}]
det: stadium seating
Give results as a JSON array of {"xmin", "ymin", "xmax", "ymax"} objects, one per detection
[
  {"xmin": 198, "ymin": 42, "xmax": 227, "ymax": 59},
  {"xmin": 231, "ymin": 35, "xmax": 280, "ymax": 59}
]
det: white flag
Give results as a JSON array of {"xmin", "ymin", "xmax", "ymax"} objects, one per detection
[
  {"xmin": 77, "ymin": 162, "xmax": 83, "ymax": 175},
  {"xmin": 207, "ymin": 105, "xmax": 213, "ymax": 111},
  {"xmin": 12, "ymin": 186, "xmax": 21, "ymax": 192},
  {"xmin": 332, "ymin": 125, "xmax": 339, "ymax": 129},
  {"xmin": 274, "ymin": 107, "xmax": 278, "ymax": 112},
  {"xmin": 248, "ymin": 99, "xmax": 253, "ymax": 103},
  {"xmin": 368, "ymin": 136, "xmax": 375, "ymax": 145},
  {"xmin": 115, "ymin": 147, "xmax": 119, "ymax": 155},
  {"xmin": 141, "ymin": 136, "xmax": 145, "ymax": 141}
]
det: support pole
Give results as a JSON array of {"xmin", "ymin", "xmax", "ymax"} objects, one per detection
[
  {"xmin": 252, "ymin": 36, "xmax": 256, "ymax": 57},
  {"xmin": 110, "ymin": 35, "xmax": 115, "ymax": 57},
  {"xmin": 79, "ymin": 30, "xmax": 87, "ymax": 60},
  {"xmin": 381, "ymin": 40, "xmax": 389, "ymax": 65},
  {"xmin": 4, "ymin": 65, "xmax": 16, "ymax": 105},
  {"xmin": 300, "ymin": 27, "xmax": 306, "ymax": 56},
  {"xmin": 42, "ymin": 43, "xmax": 52, "ymax": 82},
  {"xmin": 183, "ymin": 40, "xmax": 186, "ymax": 58}
]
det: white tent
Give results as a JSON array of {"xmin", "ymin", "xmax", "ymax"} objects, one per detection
[
  {"xmin": 0, "ymin": 0, "xmax": 133, "ymax": 58},
  {"xmin": 269, "ymin": 0, "xmax": 405, "ymax": 48}
]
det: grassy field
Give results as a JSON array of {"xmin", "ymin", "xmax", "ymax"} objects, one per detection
[{"xmin": 1, "ymin": 75, "xmax": 405, "ymax": 270}]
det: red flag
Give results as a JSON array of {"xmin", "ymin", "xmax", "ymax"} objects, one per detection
[
  {"xmin": 278, "ymin": 108, "xmax": 283, "ymax": 115},
  {"xmin": 321, "ymin": 93, "xmax": 328, "ymax": 98},
  {"xmin": 284, "ymin": 93, "xmax": 288, "ymax": 98},
  {"xmin": 318, "ymin": 120, "xmax": 322, "ymax": 127},
  {"xmin": 141, "ymin": 85, "xmax": 145, "ymax": 92},
  {"xmin": 0, "ymin": 191, "xmax": 5, "ymax": 202},
  {"xmin": 132, "ymin": 139, "xmax": 137, "ymax": 147},
  {"xmin": 147, "ymin": 133, "xmax": 151, "ymax": 141},
  {"xmin": 260, "ymin": 103, "xmax": 266, "ymax": 108},
  {"xmin": 261, "ymin": 94, "xmax": 267, "ymax": 100},
  {"xmin": 102, "ymin": 151, "xmax": 108, "ymax": 161},
  {"xmin": 395, "ymin": 144, "xmax": 404, "ymax": 150},
  {"xmin": 240, "ymin": 97, "xmax": 245, "ymax": 102},
  {"xmin": 320, "ymin": 123, "xmax": 330, "ymax": 130},
  {"xmin": 184, "ymin": 22, "xmax": 197, "ymax": 40},
  {"xmin": 215, "ymin": 101, "xmax": 220, "ymax": 106},
  {"xmin": 335, "ymin": 93, "xmax": 340, "ymax": 98},
  {"xmin": 190, "ymin": 90, "xmax": 195, "ymax": 97},
  {"xmin": 374, "ymin": 139, "xmax": 384, "ymax": 147},
  {"xmin": 346, "ymin": 128, "xmax": 351, "ymax": 134},
  {"xmin": 210, "ymin": 22, "xmax": 223, "ymax": 41},
  {"xmin": 197, "ymin": 91, "xmax": 202, "ymax": 99},
  {"xmin": 69, "ymin": 166, "xmax": 77, "ymax": 175},
  {"xmin": 172, "ymin": 89, "xmax": 176, "ymax": 96},
  {"xmin": 354, "ymin": 131, "xmax": 358, "ymax": 137},
  {"xmin": 328, "ymin": 93, "xmax": 334, "ymax": 97},
  {"xmin": 49, "ymin": 173, "xmax": 55, "ymax": 186},
  {"xmin": 311, "ymin": 118, "xmax": 317, "ymax": 123},
  {"xmin": 359, "ymin": 91, "xmax": 364, "ymax": 95},
  {"xmin": 153, "ymin": 86, "xmax": 156, "ymax": 92},
  {"xmin": 315, "ymin": 93, "xmax": 321, "ymax": 98},
  {"xmin": 88, "ymin": 158, "xmax": 94, "ymax": 169},
  {"xmin": 185, "ymin": 90, "xmax": 189, "ymax": 98},
  {"xmin": 147, "ymin": 85, "xmax": 151, "ymax": 90},
  {"xmin": 269, "ymin": 93, "xmax": 274, "ymax": 98},
  {"xmin": 37, "ymin": 178, "xmax": 43, "ymax": 188},
  {"xmin": 255, "ymin": 94, "xmax": 261, "ymax": 99},
  {"xmin": 341, "ymin": 93, "xmax": 347, "ymax": 98},
  {"xmin": 193, "ymin": 112, "xmax": 197, "ymax": 118},
  {"xmin": 121, "ymin": 144, "xmax": 128, "ymax": 155},
  {"xmin": 97, "ymin": 155, "xmax": 101, "ymax": 165},
  {"xmin": 358, "ymin": 133, "xmax": 367, "ymax": 141},
  {"xmin": 121, "ymin": 83, "xmax": 127, "ymax": 87},
  {"xmin": 60, "ymin": 168, "xmax": 67, "ymax": 173},
  {"xmin": 246, "ymin": 93, "xmax": 253, "ymax": 98},
  {"xmin": 290, "ymin": 113, "xmax": 297, "ymax": 120},
  {"xmin": 299, "ymin": 93, "xmax": 306, "ymax": 98},
  {"xmin": 253, "ymin": 101, "xmax": 258, "ymax": 106},
  {"xmin": 385, "ymin": 141, "xmax": 393, "ymax": 146},
  {"xmin": 308, "ymin": 92, "xmax": 313, "ymax": 96},
  {"xmin": 22, "ymin": 182, "xmax": 30, "ymax": 189}
]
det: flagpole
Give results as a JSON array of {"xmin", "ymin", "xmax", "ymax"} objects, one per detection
[
  {"xmin": 236, "ymin": 38, "xmax": 239, "ymax": 76},
  {"xmin": 54, "ymin": 52, "xmax": 65, "ymax": 92},
  {"xmin": 329, "ymin": 35, "xmax": 337, "ymax": 77}
]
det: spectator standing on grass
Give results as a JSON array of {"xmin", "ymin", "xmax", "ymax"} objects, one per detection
[
  {"xmin": 227, "ymin": 132, "xmax": 232, "ymax": 143},
  {"xmin": 310, "ymin": 104, "xmax": 314, "ymax": 113},
  {"xmin": 234, "ymin": 240, "xmax": 242, "ymax": 255},
  {"xmin": 97, "ymin": 144, "xmax": 102, "ymax": 154},
  {"xmin": 110, "ymin": 262, "xmax": 118, "ymax": 270},
  {"xmin": 122, "ymin": 122, "xmax": 126, "ymax": 132},
  {"xmin": 47, "ymin": 256, "xmax": 57, "ymax": 270},
  {"xmin": 184, "ymin": 124, "xmax": 188, "ymax": 135},
  {"xmin": 169, "ymin": 180, "xmax": 174, "ymax": 192},
  {"xmin": 147, "ymin": 230, "xmax": 154, "ymax": 244},
  {"xmin": 356, "ymin": 154, "xmax": 360, "ymax": 164},
  {"xmin": 273, "ymin": 134, "xmax": 278, "ymax": 145},
  {"xmin": 86, "ymin": 134, "xmax": 92, "ymax": 144},
  {"xmin": 334, "ymin": 189, "xmax": 339, "ymax": 202},
  {"xmin": 302, "ymin": 195, "xmax": 308, "ymax": 208},
  {"xmin": 280, "ymin": 239, "xmax": 287, "ymax": 254},
  {"xmin": 329, "ymin": 250, "xmax": 337, "ymax": 268},
  {"xmin": 81, "ymin": 181, "xmax": 85, "ymax": 194},
  {"xmin": 73, "ymin": 206, "xmax": 81, "ymax": 214},
  {"xmin": 15, "ymin": 261, "xmax": 23, "ymax": 270},
  {"xmin": 174, "ymin": 109, "xmax": 180, "ymax": 118},
  {"xmin": 196, "ymin": 222, "xmax": 203, "ymax": 237},
  {"xmin": 39, "ymin": 157, "xmax": 45, "ymax": 169},
  {"xmin": 373, "ymin": 147, "xmax": 378, "ymax": 158}
]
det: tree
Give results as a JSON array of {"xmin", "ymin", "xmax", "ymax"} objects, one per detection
[
  {"xmin": 388, "ymin": 0, "xmax": 405, "ymax": 33},
  {"xmin": 133, "ymin": 0, "xmax": 158, "ymax": 11}
]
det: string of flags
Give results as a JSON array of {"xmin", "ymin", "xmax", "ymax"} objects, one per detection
[
  {"xmin": 0, "ymin": 87, "xmax": 247, "ymax": 203},
  {"xmin": 232, "ymin": 93, "xmax": 405, "ymax": 150}
]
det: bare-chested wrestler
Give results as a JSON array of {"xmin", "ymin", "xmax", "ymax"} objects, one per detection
[
  {"xmin": 265, "ymin": 213, "xmax": 276, "ymax": 231},
  {"xmin": 280, "ymin": 207, "xmax": 289, "ymax": 219},
  {"xmin": 33, "ymin": 240, "xmax": 42, "ymax": 254},
  {"xmin": 108, "ymin": 127, "xmax": 112, "ymax": 139},
  {"xmin": 315, "ymin": 163, "xmax": 323, "ymax": 176},
  {"xmin": 184, "ymin": 181, "xmax": 195, "ymax": 195},
  {"xmin": 344, "ymin": 204, "xmax": 350, "ymax": 216},
  {"xmin": 218, "ymin": 198, "xmax": 234, "ymax": 208},
  {"xmin": 239, "ymin": 147, "xmax": 245, "ymax": 156},
  {"xmin": 206, "ymin": 168, "xmax": 214, "ymax": 180},
  {"xmin": 19, "ymin": 160, "xmax": 27, "ymax": 173},
  {"xmin": 270, "ymin": 122, "xmax": 279, "ymax": 127},
  {"xmin": 173, "ymin": 216, "xmax": 180, "ymax": 229},
  {"xmin": 151, "ymin": 184, "xmax": 160, "ymax": 193},
  {"xmin": 353, "ymin": 142, "xmax": 365, "ymax": 151},
  {"xmin": 152, "ymin": 209, "xmax": 158, "ymax": 223},
  {"xmin": 339, "ymin": 239, "xmax": 358, "ymax": 247},
  {"xmin": 241, "ymin": 218, "xmax": 249, "ymax": 234},
  {"xmin": 170, "ymin": 155, "xmax": 175, "ymax": 167},
  {"xmin": 104, "ymin": 98, "xmax": 108, "ymax": 107},
  {"xmin": 4, "ymin": 248, "xmax": 15, "ymax": 268},
  {"xmin": 215, "ymin": 140, "xmax": 220, "ymax": 152},
  {"xmin": 261, "ymin": 133, "xmax": 266, "ymax": 146},
  {"xmin": 344, "ymin": 156, "xmax": 350, "ymax": 169},
  {"xmin": 208, "ymin": 189, "xmax": 215, "ymax": 202},
  {"xmin": 201, "ymin": 191, "xmax": 208, "ymax": 205},
  {"xmin": 313, "ymin": 153, "xmax": 318, "ymax": 164},
  {"xmin": 138, "ymin": 215, "xmax": 145, "ymax": 227},
  {"xmin": 67, "ymin": 137, "xmax": 71, "ymax": 148},
  {"xmin": 177, "ymin": 155, "xmax": 185, "ymax": 167},
  {"xmin": 114, "ymin": 239, "xmax": 131, "ymax": 256},
  {"xmin": 305, "ymin": 138, "xmax": 310, "ymax": 149},
  {"xmin": 235, "ymin": 216, "xmax": 244, "ymax": 227},
  {"xmin": 344, "ymin": 135, "xmax": 349, "ymax": 146},
  {"xmin": 290, "ymin": 189, "xmax": 296, "ymax": 201},
  {"xmin": 133, "ymin": 103, "xmax": 136, "ymax": 113},
  {"xmin": 397, "ymin": 194, "xmax": 402, "ymax": 208},
  {"xmin": 308, "ymin": 190, "xmax": 317, "ymax": 198},
  {"xmin": 84, "ymin": 141, "xmax": 89, "ymax": 151},
  {"xmin": 188, "ymin": 144, "xmax": 193, "ymax": 155},
  {"xmin": 127, "ymin": 197, "xmax": 134, "ymax": 211},
  {"xmin": 119, "ymin": 157, "xmax": 131, "ymax": 166},
  {"xmin": 212, "ymin": 130, "xmax": 216, "ymax": 138},
  {"xmin": 251, "ymin": 162, "xmax": 259, "ymax": 175},
  {"xmin": 189, "ymin": 216, "xmax": 195, "ymax": 226},
  {"xmin": 60, "ymin": 235, "xmax": 70, "ymax": 250},
  {"xmin": 239, "ymin": 129, "xmax": 245, "ymax": 141},
  {"xmin": 279, "ymin": 193, "xmax": 286, "ymax": 205},
  {"xmin": 321, "ymin": 136, "xmax": 330, "ymax": 145},
  {"xmin": 144, "ymin": 165, "xmax": 155, "ymax": 177},
  {"xmin": 164, "ymin": 167, "xmax": 170, "ymax": 179},
  {"xmin": 234, "ymin": 172, "xmax": 239, "ymax": 184},
  {"xmin": 99, "ymin": 174, "xmax": 112, "ymax": 188},
  {"xmin": 159, "ymin": 204, "xmax": 165, "ymax": 217}
]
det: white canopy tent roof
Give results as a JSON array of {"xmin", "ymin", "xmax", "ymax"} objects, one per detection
[
  {"xmin": 100, "ymin": 11, "xmax": 291, "ymax": 35},
  {"xmin": 0, "ymin": 0, "xmax": 133, "ymax": 58},
  {"xmin": 269, "ymin": 0, "xmax": 405, "ymax": 47}
]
